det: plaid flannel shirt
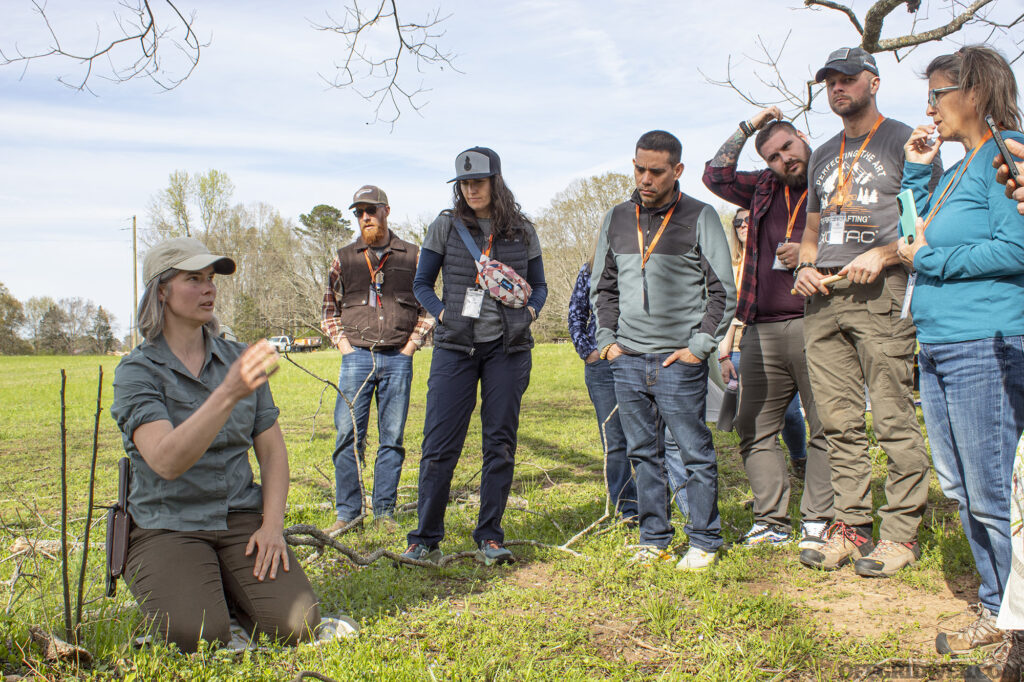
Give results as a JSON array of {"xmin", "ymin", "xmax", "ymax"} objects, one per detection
[
  {"xmin": 702, "ymin": 161, "xmax": 784, "ymax": 324},
  {"xmin": 320, "ymin": 255, "xmax": 434, "ymax": 348}
]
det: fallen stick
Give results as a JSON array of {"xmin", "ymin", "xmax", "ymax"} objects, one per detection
[{"xmin": 790, "ymin": 272, "xmax": 845, "ymax": 296}]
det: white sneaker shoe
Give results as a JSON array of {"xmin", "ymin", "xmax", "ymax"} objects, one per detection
[
  {"xmin": 676, "ymin": 546, "xmax": 718, "ymax": 570},
  {"xmin": 628, "ymin": 544, "xmax": 676, "ymax": 566},
  {"xmin": 798, "ymin": 521, "xmax": 828, "ymax": 551}
]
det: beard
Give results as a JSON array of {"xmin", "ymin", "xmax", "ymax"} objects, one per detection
[
  {"xmin": 781, "ymin": 171, "xmax": 808, "ymax": 189},
  {"xmin": 361, "ymin": 223, "xmax": 388, "ymax": 245}
]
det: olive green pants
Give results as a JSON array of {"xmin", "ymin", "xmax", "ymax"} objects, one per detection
[
  {"xmin": 125, "ymin": 512, "xmax": 320, "ymax": 652},
  {"xmin": 803, "ymin": 267, "xmax": 930, "ymax": 543}
]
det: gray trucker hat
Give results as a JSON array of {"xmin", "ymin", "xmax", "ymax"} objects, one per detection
[
  {"xmin": 815, "ymin": 47, "xmax": 879, "ymax": 83},
  {"xmin": 449, "ymin": 147, "xmax": 502, "ymax": 183}
]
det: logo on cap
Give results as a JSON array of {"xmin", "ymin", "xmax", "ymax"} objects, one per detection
[{"xmin": 464, "ymin": 156, "xmax": 472, "ymax": 171}]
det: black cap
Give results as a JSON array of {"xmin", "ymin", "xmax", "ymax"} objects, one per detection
[
  {"xmin": 815, "ymin": 47, "xmax": 879, "ymax": 83},
  {"xmin": 449, "ymin": 147, "xmax": 501, "ymax": 183}
]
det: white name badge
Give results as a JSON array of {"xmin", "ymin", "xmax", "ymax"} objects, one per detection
[
  {"xmin": 462, "ymin": 287, "xmax": 484, "ymax": 319},
  {"xmin": 369, "ymin": 287, "xmax": 377, "ymax": 308},
  {"xmin": 823, "ymin": 213, "xmax": 847, "ymax": 246},
  {"xmin": 772, "ymin": 241, "xmax": 787, "ymax": 271},
  {"xmin": 900, "ymin": 273, "xmax": 916, "ymax": 320}
]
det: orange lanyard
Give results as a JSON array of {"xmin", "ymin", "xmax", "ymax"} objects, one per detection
[
  {"xmin": 783, "ymin": 186, "xmax": 807, "ymax": 242},
  {"xmin": 922, "ymin": 131, "xmax": 992, "ymax": 231},
  {"xmin": 474, "ymin": 234, "xmax": 494, "ymax": 285},
  {"xmin": 364, "ymin": 249, "xmax": 389, "ymax": 305},
  {"xmin": 635, "ymin": 192, "xmax": 681, "ymax": 270},
  {"xmin": 836, "ymin": 116, "xmax": 885, "ymax": 210}
]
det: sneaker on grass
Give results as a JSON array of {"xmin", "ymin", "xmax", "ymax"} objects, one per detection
[
  {"xmin": 476, "ymin": 539, "xmax": 515, "ymax": 566},
  {"xmin": 798, "ymin": 521, "xmax": 828, "ymax": 551},
  {"xmin": 854, "ymin": 539, "xmax": 920, "ymax": 577},
  {"xmin": 395, "ymin": 543, "xmax": 442, "ymax": 567},
  {"xmin": 676, "ymin": 546, "xmax": 718, "ymax": 570},
  {"xmin": 798, "ymin": 520, "xmax": 873, "ymax": 570},
  {"xmin": 740, "ymin": 523, "xmax": 791, "ymax": 547},
  {"xmin": 936, "ymin": 603, "xmax": 1005, "ymax": 655},
  {"xmin": 628, "ymin": 544, "xmax": 676, "ymax": 566}
]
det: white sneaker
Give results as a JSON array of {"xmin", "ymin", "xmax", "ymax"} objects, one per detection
[
  {"xmin": 676, "ymin": 546, "xmax": 718, "ymax": 570},
  {"xmin": 628, "ymin": 544, "xmax": 675, "ymax": 566},
  {"xmin": 798, "ymin": 521, "xmax": 828, "ymax": 551}
]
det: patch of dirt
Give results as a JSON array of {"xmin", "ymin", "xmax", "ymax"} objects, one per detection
[{"xmin": 775, "ymin": 570, "xmax": 980, "ymax": 656}]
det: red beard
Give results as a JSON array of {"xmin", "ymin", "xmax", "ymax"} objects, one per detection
[{"xmin": 361, "ymin": 224, "xmax": 387, "ymax": 245}]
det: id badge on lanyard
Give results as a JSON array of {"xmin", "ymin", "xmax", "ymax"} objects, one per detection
[
  {"xmin": 462, "ymin": 287, "xmax": 484, "ymax": 319},
  {"xmin": 822, "ymin": 213, "xmax": 847, "ymax": 246},
  {"xmin": 900, "ymin": 273, "xmax": 916, "ymax": 319}
]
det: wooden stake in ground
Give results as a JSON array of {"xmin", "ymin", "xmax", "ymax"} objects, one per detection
[
  {"xmin": 75, "ymin": 366, "xmax": 102, "ymax": 637},
  {"xmin": 59, "ymin": 369, "xmax": 72, "ymax": 643}
]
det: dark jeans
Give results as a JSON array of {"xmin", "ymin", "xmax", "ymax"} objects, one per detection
[
  {"xmin": 919, "ymin": 336, "xmax": 1024, "ymax": 613},
  {"xmin": 408, "ymin": 339, "xmax": 532, "ymax": 547},
  {"xmin": 611, "ymin": 354, "xmax": 722, "ymax": 552},
  {"xmin": 125, "ymin": 513, "xmax": 320, "ymax": 653},
  {"xmin": 332, "ymin": 347, "xmax": 414, "ymax": 520},
  {"xmin": 584, "ymin": 359, "xmax": 638, "ymax": 518}
]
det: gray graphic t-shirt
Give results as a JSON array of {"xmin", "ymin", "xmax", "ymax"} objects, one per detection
[
  {"xmin": 423, "ymin": 215, "xmax": 541, "ymax": 343},
  {"xmin": 806, "ymin": 117, "xmax": 941, "ymax": 268}
]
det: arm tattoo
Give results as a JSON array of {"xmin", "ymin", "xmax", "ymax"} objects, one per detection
[{"xmin": 710, "ymin": 129, "xmax": 748, "ymax": 168}]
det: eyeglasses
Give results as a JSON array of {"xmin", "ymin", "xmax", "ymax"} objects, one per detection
[
  {"xmin": 928, "ymin": 86, "xmax": 959, "ymax": 108},
  {"xmin": 733, "ymin": 217, "xmax": 750, "ymax": 228},
  {"xmin": 353, "ymin": 204, "xmax": 383, "ymax": 218}
]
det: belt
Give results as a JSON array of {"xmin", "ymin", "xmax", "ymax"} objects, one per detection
[{"xmin": 818, "ymin": 266, "xmax": 843, "ymax": 276}]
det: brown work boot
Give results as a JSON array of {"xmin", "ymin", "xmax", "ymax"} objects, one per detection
[
  {"xmin": 854, "ymin": 539, "xmax": 920, "ymax": 577},
  {"xmin": 325, "ymin": 517, "xmax": 363, "ymax": 536},
  {"xmin": 936, "ymin": 603, "xmax": 1004, "ymax": 655},
  {"xmin": 798, "ymin": 521, "xmax": 873, "ymax": 570}
]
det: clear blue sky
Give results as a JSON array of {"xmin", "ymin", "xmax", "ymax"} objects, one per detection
[{"xmin": 2, "ymin": 0, "xmax": 1019, "ymax": 334}]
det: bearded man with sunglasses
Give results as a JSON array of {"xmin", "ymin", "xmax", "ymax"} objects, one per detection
[{"xmin": 321, "ymin": 185, "xmax": 434, "ymax": 534}]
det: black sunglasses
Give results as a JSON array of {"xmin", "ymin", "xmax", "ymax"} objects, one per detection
[
  {"xmin": 733, "ymin": 216, "xmax": 750, "ymax": 227},
  {"xmin": 353, "ymin": 204, "xmax": 383, "ymax": 218}
]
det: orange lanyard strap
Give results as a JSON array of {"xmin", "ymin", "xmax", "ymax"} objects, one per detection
[
  {"xmin": 364, "ymin": 249, "xmax": 390, "ymax": 304},
  {"xmin": 783, "ymin": 186, "xmax": 807, "ymax": 242},
  {"xmin": 635, "ymin": 192, "xmax": 682, "ymax": 270},
  {"xmin": 836, "ymin": 116, "xmax": 885, "ymax": 210},
  {"xmin": 922, "ymin": 131, "xmax": 993, "ymax": 231}
]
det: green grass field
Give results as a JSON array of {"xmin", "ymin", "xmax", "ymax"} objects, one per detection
[{"xmin": 0, "ymin": 346, "xmax": 987, "ymax": 680}]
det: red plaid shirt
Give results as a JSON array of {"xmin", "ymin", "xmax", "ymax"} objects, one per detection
[{"xmin": 702, "ymin": 161, "xmax": 803, "ymax": 324}]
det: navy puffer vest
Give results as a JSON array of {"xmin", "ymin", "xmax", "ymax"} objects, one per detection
[{"xmin": 434, "ymin": 219, "xmax": 534, "ymax": 354}]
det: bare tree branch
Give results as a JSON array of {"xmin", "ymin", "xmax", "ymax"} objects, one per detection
[
  {"xmin": 805, "ymin": 0, "xmax": 866, "ymax": 35},
  {"xmin": 0, "ymin": 0, "xmax": 205, "ymax": 93},
  {"xmin": 312, "ymin": 0, "xmax": 459, "ymax": 128}
]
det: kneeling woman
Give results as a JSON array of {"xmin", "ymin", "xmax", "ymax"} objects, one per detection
[
  {"xmin": 111, "ymin": 238, "xmax": 320, "ymax": 652},
  {"xmin": 405, "ymin": 147, "xmax": 547, "ymax": 565}
]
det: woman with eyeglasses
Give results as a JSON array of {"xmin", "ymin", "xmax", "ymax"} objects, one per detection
[
  {"xmin": 403, "ymin": 147, "xmax": 547, "ymax": 566},
  {"xmin": 718, "ymin": 209, "xmax": 808, "ymax": 475},
  {"xmin": 897, "ymin": 45, "xmax": 1024, "ymax": 657}
]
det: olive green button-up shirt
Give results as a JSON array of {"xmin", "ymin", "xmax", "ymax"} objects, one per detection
[{"xmin": 110, "ymin": 331, "xmax": 280, "ymax": 531}]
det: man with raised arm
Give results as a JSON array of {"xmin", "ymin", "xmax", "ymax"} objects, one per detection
[
  {"xmin": 591, "ymin": 130, "xmax": 735, "ymax": 570},
  {"xmin": 792, "ymin": 48, "xmax": 940, "ymax": 577},
  {"xmin": 702, "ymin": 106, "xmax": 833, "ymax": 553}
]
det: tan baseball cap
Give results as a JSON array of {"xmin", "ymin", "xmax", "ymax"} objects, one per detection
[
  {"xmin": 349, "ymin": 185, "xmax": 389, "ymax": 209},
  {"xmin": 143, "ymin": 237, "xmax": 236, "ymax": 286}
]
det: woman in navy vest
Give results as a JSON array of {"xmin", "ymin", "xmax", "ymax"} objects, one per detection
[{"xmin": 405, "ymin": 147, "xmax": 548, "ymax": 565}]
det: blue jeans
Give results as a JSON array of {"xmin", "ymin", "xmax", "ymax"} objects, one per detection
[
  {"xmin": 918, "ymin": 336, "xmax": 1024, "ymax": 613},
  {"xmin": 584, "ymin": 359, "xmax": 638, "ymax": 519},
  {"xmin": 332, "ymin": 347, "xmax": 414, "ymax": 520},
  {"xmin": 611, "ymin": 354, "xmax": 722, "ymax": 551},
  {"xmin": 731, "ymin": 350, "xmax": 806, "ymax": 461},
  {"xmin": 664, "ymin": 429, "xmax": 689, "ymax": 518}
]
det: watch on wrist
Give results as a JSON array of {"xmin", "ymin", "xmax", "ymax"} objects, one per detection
[{"xmin": 793, "ymin": 261, "xmax": 814, "ymax": 278}]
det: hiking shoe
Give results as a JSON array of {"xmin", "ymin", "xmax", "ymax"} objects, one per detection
[
  {"xmin": 373, "ymin": 514, "xmax": 399, "ymax": 532},
  {"xmin": 628, "ymin": 545, "xmax": 676, "ymax": 566},
  {"xmin": 326, "ymin": 517, "xmax": 363, "ymax": 536},
  {"xmin": 476, "ymin": 539, "xmax": 515, "ymax": 566},
  {"xmin": 676, "ymin": 546, "xmax": 719, "ymax": 571},
  {"xmin": 854, "ymin": 539, "xmax": 920, "ymax": 577},
  {"xmin": 740, "ymin": 523, "xmax": 792, "ymax": 547},
  {"xmin": 936, "ymin": 603, "xmax": 1004, "ymax": 655},
  {"xmin": 395, "ymin": 543, "xmax": 441, "ymax": 567},
  {"xmin": 798, "ymin": 521, "xmax": 828, "ymax": 551},
  {"xmin": 799, "ymin": 521, "xmax": 873, "ymax": 570}
]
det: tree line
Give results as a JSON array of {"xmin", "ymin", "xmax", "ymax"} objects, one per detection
[{"xmin": 1, "ymin": 169, "xmax": 736, "ymax": 355}]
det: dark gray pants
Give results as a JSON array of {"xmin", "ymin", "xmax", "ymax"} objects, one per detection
[
  {"xmin": 126, "ymin": 512, "xmax": 320, "ymax": 652},
  {"xmin": 737, "ymin": 318, "xmax": 833, "ymax": 531}
]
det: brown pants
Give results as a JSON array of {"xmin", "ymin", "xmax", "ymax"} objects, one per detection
[
  {"xmin": 125, "ymin": 512, "xmax": 320, "ymax": 652},
  {"xmin": 803, "ymin": 267, "xmax": 930, "ymax": 542},
  {"xmin": 737, "ymin": 318, "xmax": 832, "ymax": 531}
]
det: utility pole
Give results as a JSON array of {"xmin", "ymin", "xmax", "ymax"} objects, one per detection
[{"xmin": 132, "ymin": 215, "xmax": 138, "ymax": 349}]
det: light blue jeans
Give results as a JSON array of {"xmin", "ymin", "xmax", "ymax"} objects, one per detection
[
  {"xmin": 918, "ymin": 336, "xmax": 1024, "ymax": 613},
  {"xmin": 332, "ymin": 347, "xmax": 413, "ymax": 520}
]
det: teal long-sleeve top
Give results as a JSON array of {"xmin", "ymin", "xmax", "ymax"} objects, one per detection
[{"xmin": 902, "ymin": 131, "xmax": 1024, "ymax": 344}]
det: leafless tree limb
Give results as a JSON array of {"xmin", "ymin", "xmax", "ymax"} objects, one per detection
[
  {"xmin": 313, "ymin": 0, "xmax": 459, "ymax": 127},
  {"xmin": 0, "ymin": 0, "xmax": 205, "ymax": 93}
]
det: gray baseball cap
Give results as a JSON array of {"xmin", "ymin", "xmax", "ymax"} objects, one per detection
[
  {"xmin": 449, "ymin": 147, "xmax": 502, "ymax": 183},
  {"xmin": 143, "ymin": 237, "xmax": 236, "ymax": 286},
  {"xmin": 348, "ymin": 184, "xmax": 389, "ymax": 209},
  {"xmin": 815, "ymin": 47, "xmax": 879, "ymax": 83}
]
